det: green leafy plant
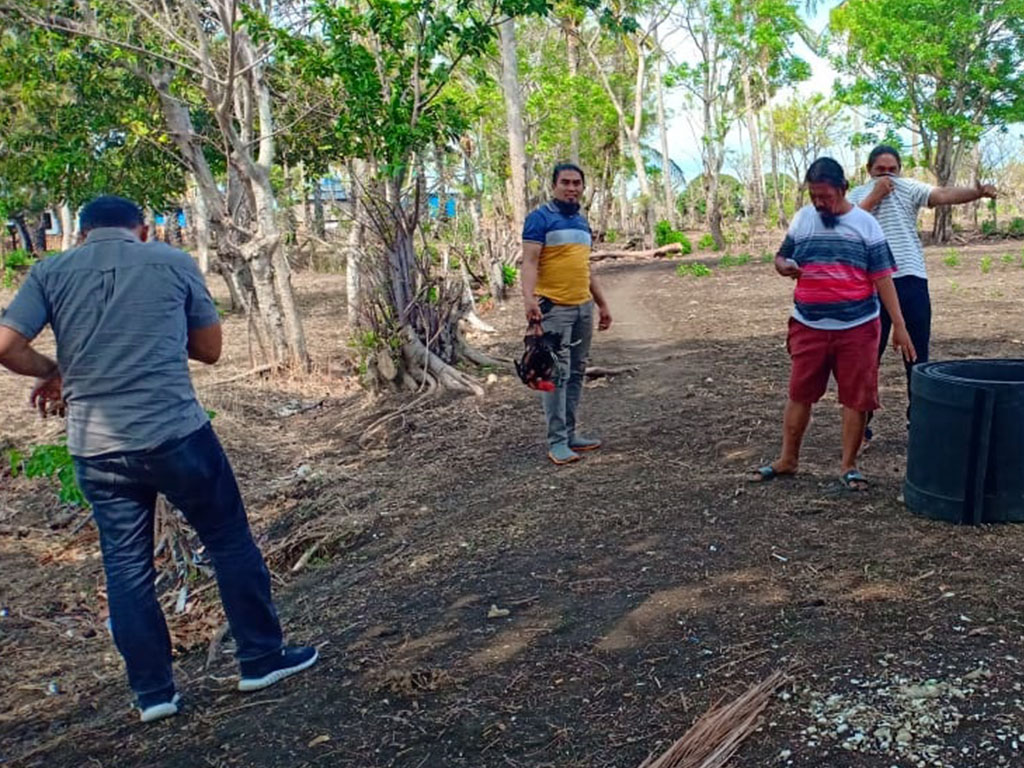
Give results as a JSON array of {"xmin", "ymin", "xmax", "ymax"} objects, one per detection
[
  {"xmin": 943, "ymin": 250, "xmax": 960, "ymax": 267},
  {"xmin": 654, "ymin": 220, "xmax": 693, "ymax": 253},
  {"xmin": 949, "ymin": 279, "xmax": 960, "ymax": 293},
  {"xmin": 1002, "ymin": 252, "xmax": 1016, "ymax": 265},
  {"xmin": 697, "ymin": 233, "xmax": 716, "ymax": 251},
  {"xmin": 501, "ymin": 263, "xmax": 519, "ymax": 286},
  {"xmin": 1008, "ymin": 217, "xmax": 1024, "ymax": 236},
  {"xmin": 676, "ymin": 263, "xmax": 712, "ymax": 278},
  {"xmin": 604, "ymin": 229, "xmax": 620, "ymax": 244},
  {"xmin": 2, "ymin": 248, "xmax": 37, "ymax": 288},
  {"xmin": 980, "ymin": 255, "xmax": 992, "ymax": 274},
  {"xmin": 981, "ymin": 220, "xmax": 998, "ymax": 236},
  {"xmin": 719, "ymin": 252, "xmax": 752, "ymax": 267},
  {"xmin": 761, "ymin": 251, "xmax": 775, "ymax": 264},
  {"xmin": 8, "ymin": 441, "xmax": 87, "ymax": 507}
]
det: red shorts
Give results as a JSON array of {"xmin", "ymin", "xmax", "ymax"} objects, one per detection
[{"xmin": 787, "ymin": 317, "xmax": 881, "ymax": 411}]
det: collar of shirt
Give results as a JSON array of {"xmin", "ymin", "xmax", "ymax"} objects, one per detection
[{"xmin": 84, "ymin": 227, "xmax": 141, "ymax": 244}]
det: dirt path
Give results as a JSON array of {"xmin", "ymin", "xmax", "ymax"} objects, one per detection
[{"xmin": 5, "ymin": 249, "xmax": 1024, "ymax": 767}]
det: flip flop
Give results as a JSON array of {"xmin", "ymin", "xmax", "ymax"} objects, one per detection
[
  {"xmin": 839, "ymin": 469, "xmax": 870, "ymax": 491},
  {"xmin": 751, "ymin": 465, "xmax": 795, "ymax": 483}
]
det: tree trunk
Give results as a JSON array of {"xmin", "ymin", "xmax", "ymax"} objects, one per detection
[
  {"xmin": 346, "ymin": 159, "xmax": 364, "ymax": 328},
  {"xmin": 166, "ymin": 208, "xmax": 182, "ymax": 246},
  {"xmin": 970, "ymin": 144, "xmax": 981, "ymax": 230},
  {"xmin": 742, "ymin": 71, "xmax": 764, "ymax": 234},
  {"xmin": 312, "ymin": 182, "xmax": 326, "ymax": 239},
  {"xmin": 32, "ymin": 212, "xmax": 48, "ymax": 254},
  {"xmin": 144, "ymin": 208, "xmax": 157, "ymax": 240},
  {"xmin": 931, "ymin": 135, "xmax": 955, "ymax": 243},
  {"xmin": 59, "ymin": 201, "xmax": 75, "ymax": 251},
  {"xmin": 617, "ymin": 168, "xmax": 629, "ymax": 234},
  {"xmin": 499, "ymin": 17, "xmax": 528, "ymax": 235},
  {"xmin": 564, "ymin": 17, "xmax": 581, "ymax": 166},
  {"xmin": 654, "ymin": 34, "xmax": 676, "ymax": 228},
  {"xmin": 189, "ymin": 182, "xmax": 212, "ymax": 275},
  {"xmin": 10, "ymin": 214, "xmax": 32, "ymax": 252}
]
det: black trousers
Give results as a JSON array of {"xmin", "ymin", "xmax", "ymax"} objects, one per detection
[{"xmin": 871, "ymin": 276, "xmax": 931, "ymax": 427}]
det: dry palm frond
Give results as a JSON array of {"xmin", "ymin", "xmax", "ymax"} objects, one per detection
[{"xmin": 638, "ymin": 670, "xmax": 788, "ymax": 768}]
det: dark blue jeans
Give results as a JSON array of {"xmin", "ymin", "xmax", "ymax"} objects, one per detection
[
  {"xmin": 878, "ymin": 276, "xmax": 931, "ymax": 423},
  {"xmin": 74, "ymin": 423, "xmax": 282, "ymax": 704}
]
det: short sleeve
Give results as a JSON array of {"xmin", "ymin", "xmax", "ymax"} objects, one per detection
[
  {"xmin": 862, "ymin": 215, "xmax": 897, "ymax": 277},
  {"xmin": 905, "ymin": 179, "xmax": 933, "ymax": 210},
  {"xmin": 522, "ymin": 209, "xmax": 547, "ymax": 244},
  {"xmin": 181, "ymin": 261, "xmax": 220, "ymax": 330},
  {"xmin": 0, "ymin": 266, "xmax": 50, "ymax": 340}
]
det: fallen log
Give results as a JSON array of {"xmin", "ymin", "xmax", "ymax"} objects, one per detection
[{"xmin": 591, "ymin": 242, "xmax": 684, "ymax": 261}]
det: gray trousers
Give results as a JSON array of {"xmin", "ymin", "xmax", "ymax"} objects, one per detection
[{"xmin": 540, "ymin": 298, "xmax": 594, "ymax": 448}]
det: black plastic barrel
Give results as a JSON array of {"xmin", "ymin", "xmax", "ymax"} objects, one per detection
[{"xmin": 905, "ymin": 359, "xmax": 1024, "ymax": 524}]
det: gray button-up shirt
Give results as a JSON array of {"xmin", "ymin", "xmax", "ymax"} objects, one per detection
[{"xmin": 0, "ymin": 228, "xmax": 220, "ymax": 456}]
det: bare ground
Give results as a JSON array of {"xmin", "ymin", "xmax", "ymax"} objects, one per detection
[{"xmin": 4, "ymin": 241, "xmax": 1024, "ymax": 767}]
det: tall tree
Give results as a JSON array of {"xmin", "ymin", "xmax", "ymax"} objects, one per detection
[
  {"xmin": 830, "ymin": 0, "xmax": 1024, "ymax": 241},
  {"xmin": 498, "ymin": 17, "xmax": 529, "ymax": 236}
]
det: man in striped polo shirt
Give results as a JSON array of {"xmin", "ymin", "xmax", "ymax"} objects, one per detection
[
  {"xmin": 755, "ymin": 158, "xmax": 916, "ymax": 490},
  {"xmin": 521, "ymin": 163, "xmax": 612, "ymax": 465},
  {"xmin": 849, "ymin": 145, "xmax": 997, "ymax": 438}
]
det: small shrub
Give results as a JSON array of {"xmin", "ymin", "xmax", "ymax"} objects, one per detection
[
  {"xmin": 2, "ymin": 248, "xmax": 36, "ymax": 288},
  {"xmin": 981, "ymin": 220, "xmax": 998, "ymax": 236},
  {"xmin": 654, "ymin": 220, "xmax": 693, "ymax": 254},
  {"xmin": 697, "ymin": 233, "xmax": 716, "ymax": 251},
  {"xmin": 943, "ymin": 249, "xmax": 960, "ymax": 267},
  {"xmin": 761, "ymin": 251, "xmax": 775, "ymax": 264},
  {"xmin": 949, "ymin": 279, "xmax": 960, "ymax": 293},
  {"xmin": 8, "ymin": 441, "xmax": 87, "ymax": 507},
  {"xmin": 604, "ymin": 229, "xmax": 619, "ymax": 244},
  {"xmin": 676, "ymin": 262, "xmax": 712, "ymax": 278},
  {"xmin": 980, "ymin": 255, "xmax": 992, "ymax": 274},
  {"xmin": 1002, "ymin": 253, "xmax": 1016, "ymax": 265},
  {"xmin": 1007, "ymin": 217, "xmax": 1024, "ymax": 236},
  {"xmin": 501, "ymin": 263, "xmax": 519, "ymax": 286}
]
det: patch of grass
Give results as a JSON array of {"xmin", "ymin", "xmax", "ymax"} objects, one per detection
[
  {"xmin": 949, "ymin": 279, "xmax": 960, "ymax": 294},
  {"xmin": 676, "ymin": 262, "xmax": 712, "ymax": 278},
  {"xmin": 981, "ymin": 220, "xmax": 998, "ymax": 236},
  {"xmin": 980, "ymin": 255, "xmax": 992, "ymax": 274},
  {"xmin": 719, "ymin": 252, "xmax": 752, "ymax": 268},
  {"xmin": 1002, "ymin": 253, "xmax": 1016, "ymax": 265},
  {"xmin": 761, "ymin": 251, "xmax": 775, "ymax": 264},
  {"xmin": 943, "ymin": 249, "xmax": 960, "ymax": 267},
  {"xmin": 697, "ymin": 233, "xmax": 717, "ymax": 251},
  {"xmin": 1009, "ymin": 217, "xmax": 1024, "ymax": 236},
  {"xmin": 2, "ymin": 248, "xmax": 36, "ymax": 288}
]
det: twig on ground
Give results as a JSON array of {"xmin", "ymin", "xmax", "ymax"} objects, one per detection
[{"xmin": 204, "ymin": 364, "xmax": 275, "ymax": 387}]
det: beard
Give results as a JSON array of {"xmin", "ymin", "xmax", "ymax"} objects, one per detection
[
  {"xmin": 816, "ymin": 208, "xmax": 840, "ymax": 229},
  {"xmin": 553, "ymin": 199, "xmax": 580, "ymax": 216}
]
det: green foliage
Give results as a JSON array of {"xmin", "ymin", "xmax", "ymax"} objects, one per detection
[
  {"xmin": 501, "ymin": 263, "xmax": 519, "ymax": 287},
  {"xmin": 980, "ymin": 255, "xmax": 992, "ymax": 274},
  {"xmin": 761, "ymin": 251, "xmax": 775, "ymax": 264},
  {"xmin": 676, "ymin": 262, "xmax": 712, "ymax": 278},
  {"xmin": 1008, "ymin": 217, "xmax": 1024, "ymax": 236},
  {"xmin": 1002, "ymin": 253, "xmax": 1016, "ymax": 265},
  {"xmin": 654, "ymin": 220, "xmax": 692, "ymax": 253},
  {"xmin": 697, "ymin": 233, "xmax": 718, "ymax": 251},
  {"xmin": 943, "ymin": 250, "xmax": 960, "ymax": 267},
  {"xmin": 981, "ymin": 220, "xmax": 999, "ymax": 236},
  {"xmin": 2, "ymin": 248, "xmax": 36, "ymax": 288},
  {"xmin": 831, "ymin": 0, "xmax": 1024, "ymax": 187},
  {"xmin": 8, "ymin": 441, "xmax": 86, "ymax": 507},
  {"xmin": 604, "ymin": 229, "xmax": 620, "ymax": 244}
]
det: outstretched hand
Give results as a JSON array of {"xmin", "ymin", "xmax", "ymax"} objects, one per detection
[
  {"xmin": 30, "ymin": 374, "xmax": 65, "ymax": 419},
  {"xmin": 977, "ymin": 182, "xmax": 998, "ymax": 199}
]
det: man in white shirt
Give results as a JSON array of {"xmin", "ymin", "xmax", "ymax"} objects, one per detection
[{"xmin": 848, "ymin": 145, "xmax": 997, "ymax": 439}]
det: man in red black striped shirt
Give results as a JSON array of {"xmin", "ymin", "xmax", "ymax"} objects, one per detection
[{"xmin": 754, "ymin": 158, "xmax": 916, "ymax": 491}]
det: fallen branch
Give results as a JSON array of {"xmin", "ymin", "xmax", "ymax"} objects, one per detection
[
  {"xmin": 637, "ymin": 670, "xmax": 788, "ymax": 768},
  {"xmin": 203, "ymin": 364, "xmax": 275, "ymax": 387},
  {"xmin": 591, "ymin": 243, "xmax": 684, "ymax": 262},
  {"xmin": 585, "ymin": 364, "xmax": 639, "ymax": 379}
]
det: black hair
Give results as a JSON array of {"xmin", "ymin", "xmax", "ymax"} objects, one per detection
[
  {"xmin": 551, "ymin": 162, "xmax": 585, "ymax": 186},
  {"xmin": 804, "ymin": 157, "xmax": 848, "ymax": 191},
  {"xmin": 867, "ymin": 145, "xmax": 902, "ymax": 171},
  {"xmin": 79, "ymin": 196, "xmax": 144, "ymax": 231}
]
